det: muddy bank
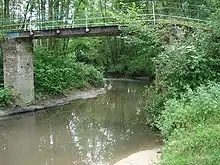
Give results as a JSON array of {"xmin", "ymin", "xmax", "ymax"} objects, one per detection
[
  {"xmin": 0, "ymin": 88, "xmax": 106, "ymax": 117},
  {"xmin": 105, "ymin": 78, "xmax": 150, "ymax": 83},
  {"xmin": 114, "ymin": 147, "xmax": 162, "ymax": 165}
]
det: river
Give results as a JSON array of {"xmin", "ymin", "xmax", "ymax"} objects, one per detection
[{"xmin": 0, "ymin": 80, "xmax": 161, "ymax": 165}]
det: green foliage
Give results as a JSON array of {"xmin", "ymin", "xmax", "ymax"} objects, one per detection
[
  {"xmin": 158, "ymin": 83, "xmax": 220, "ymax": 138},
  {"xmin": 151, "ymin": 25, "xmax": 220, "ymax": 164},
  {"xmin": 155, "ymin": 32, "xmax": 220, "ymax": 95},
  {"xmin": 0, "ymin": 30, "xmax": 6, "ymax": 38},
  {"xmin": 213, "ymin": 9, "xmax": 220, "ymax": 37},
  {"xmin": 0, "ymin": 88, "xmax": 12, "ymax": 107},
  {"xmin": 34, "ymin": 47, "xmax": 104, "ymax": 96},
  {"xmin": 0, "ymin": 45, "xmax": 3, "ymax": 83},
  {"xmin": 144, "ymin": 31, "xmax": 220, "ymax": 128},
  {"xmin": 103, "ymin": 4, "xmax": 162, "ymax": 77},
  {"xmin": 161, "ymin": 124, "xmax": 220, "ymax": 165},
  {"xmin": 85, "ymin": 65, "xmax": 105, "ymax": 87},
  {"xmin": 160, "ymin": 83, "xmax": 220, "ymax": 165},
  {"xmin": 67, "ymin": 38, "xmax": 107, "ymax": 68},
  {"xmin": 117, "ymin": 25, "xmax": 161, "ymax": 77},
  {"xmin": 143, "ymin": 85, "xmax": 167, "ymax": 127},
  {"xmin": 71, "ymin": 24, "xmax": 162, "ymax": 78}
]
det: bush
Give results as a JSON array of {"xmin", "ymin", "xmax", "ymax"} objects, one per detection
[
  {"xmin": 34, "ymin": 47, "xmax": 104, "ymax": 96},
  {"xmin": 143, "ymin": 85, "xmax": 168, "ymax": 127},
  {"xmin": 155, "ymin": 33, "xmax": 220, "ymax": 95},
  {"xmin": 0, "ymin": 88, "xmax": 12, "ymax": 107},
  {"xmin": 85, "ymin": 65, "xmax": 105, "ymax": 87},
  {"xmin": 144, "ymin": 32, "xmax": 220, "ymax": 127},
  {"xmin": 158, "ymin": 83, "xmax": 220, "ymax": 138},
  {"xmin": 140, "ymin": 12, "xmax": 220, "ymax": 165},
  {"xmin": 160, "ymin": 83, "xmax": 220, "ymax": 165},
  {"xmin": 161, "ymin": 124, "xmax": 220, "ymax": 165}
]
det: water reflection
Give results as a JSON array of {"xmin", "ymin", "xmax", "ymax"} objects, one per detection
[{"xmin": 0, "ymin": 80, "xmax": 161, "ymax": 165}]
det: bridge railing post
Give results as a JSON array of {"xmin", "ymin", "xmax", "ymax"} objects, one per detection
[
  {"xmin": 151, "ymin": 0, "xmax": 156, "ymax": 27},
  {"xmin": 85, "ymin": 8, "xmax": 90, "ymax": 32},
  {"xmin": 71, "ymin": 8, "xmax": 75, "ymax": 28},
  {"xmin": 29, "ymin": 18, "xmax": 34, "ymax": 36}
]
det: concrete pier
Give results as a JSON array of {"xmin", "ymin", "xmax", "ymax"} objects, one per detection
[
  {"xmin": 1, "ymin": 25, "xmax": 120, "ymax": 106},
  {"xmin": 2, "ymin": 39, "xmax": 34, "ymax": 105}
]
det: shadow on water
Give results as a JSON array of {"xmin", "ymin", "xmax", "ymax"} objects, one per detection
[{"xmin": 0, "ymin": 80, "xmax": 162, "ymax": 165}]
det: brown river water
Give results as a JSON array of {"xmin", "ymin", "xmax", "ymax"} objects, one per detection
[{"xmin": 0, "ymin": 80, "xmax": 162, "ymax": 165}]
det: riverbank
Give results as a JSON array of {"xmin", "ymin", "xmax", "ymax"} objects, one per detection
[
  {"xmin": 105, "ymin": 78, "xmax": 150, "ymax": 83},
  {"xmin": 0, "ymin": 88, "xmax": 106, "ymax": 117},
  {"xmin": 0, "ymin": 78, "xmax": 149, "ymax": 117},
  {"xmin": 114, "ymin": 147, "xmax": 162, "ymax": 165}
]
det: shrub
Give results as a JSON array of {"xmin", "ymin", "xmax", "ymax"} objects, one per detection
[
  {"xmin": 161, "ymin": 124, "xmax": 220, "ymax": 165},
  {"xmin": 144, "ymin": 32, "xmax": 220, "ymax": 127},
  {"xmin": 34, "ymin": 47, "xmax": 104, "ymax": 96},
  {"xmin": 155, "ymin": 34, "xmax": 220, "ymax": 95},
  {"xmin": 160, "ymin": 83, "xmax": 220, "ymax": 165},
  {"xmin": 143, "ymin": 85, "xmax": 168, "ymax": 127},
  {"xmin": 158, "ymin": 83, "xmax": 220, "ymax": 138},
  {"xmin": 85, "ymin": 65, "xmax": 105, "ymax": 88},
  {"xmin": 0, "ymin": 88, "xmax": 12, "ymax": 107}
]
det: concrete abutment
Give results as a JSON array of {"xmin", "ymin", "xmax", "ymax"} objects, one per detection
[{"xmin": 2, "ymin": 38, "xmax": 34, "ymax": 105}]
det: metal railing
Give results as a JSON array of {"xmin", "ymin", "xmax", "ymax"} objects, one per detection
[{"xmin": 0, "ymin": 5, "xmax": 213, "ymax": 33}]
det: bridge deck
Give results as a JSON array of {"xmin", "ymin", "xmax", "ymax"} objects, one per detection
[{"xmin": 7, "ymin": 26, "xmax": 120, "ymax": 39}]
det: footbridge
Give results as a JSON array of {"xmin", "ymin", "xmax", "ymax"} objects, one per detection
[{"xmin": 0, "ymin": 3, "xmax": 213, "ymax": 105}]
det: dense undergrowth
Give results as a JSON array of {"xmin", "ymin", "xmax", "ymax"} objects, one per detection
[
  {"xmin": 145, "ymin": 32, "xmax": 220, "ymax": 126},
  {"xmin": 160, "ymin": 84, "xmax": 220, "ymax": 165},
  {"xmin": 34, "ymin": 47, "xmax": 105, "ymax": 97},
  {"xmin": 144, "ymin": 22, "xmax": 220, "ymax": 164}
]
